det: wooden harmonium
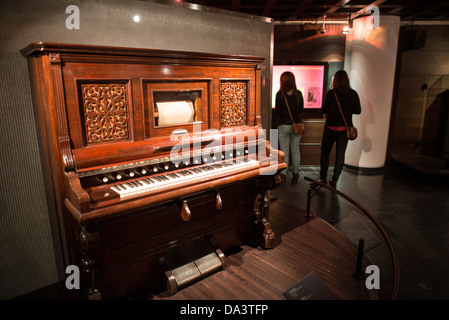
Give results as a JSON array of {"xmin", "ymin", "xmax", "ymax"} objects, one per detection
[{"xmin": 21, "ymin": 42, "xmax": 286, "ymax": 299}]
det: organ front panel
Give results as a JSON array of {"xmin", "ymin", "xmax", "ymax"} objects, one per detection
[{"xmin": 21, "ymin": 42, "xmax": 286, "ymax": 299}]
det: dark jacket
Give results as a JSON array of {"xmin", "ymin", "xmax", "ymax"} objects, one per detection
[
  {"xmin": 322, "ymin": 89, "xmax": 361, "ymax": 127},
  {"xmin": 275, "ymin": 90, "xmax": 304, "ymax": 125}
]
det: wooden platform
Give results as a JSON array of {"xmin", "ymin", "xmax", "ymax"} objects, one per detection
[{"xmin": 137, "ymin": 199, "xmax": 378, "ymax": 300}]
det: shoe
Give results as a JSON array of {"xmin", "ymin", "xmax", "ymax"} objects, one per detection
[
  {"xmin": 279, "ymin": 174, "xmax": 286, "ymax": 185},
  {"xmin": 310, "ymin": 179, "xmax": 327, "ymax": 189},
  {"xmin": 329, "ymin": 179, "xmax": 337, "ymax": 188},
  {"xmin": 292, "ymin": 173, "xmax": 299, "ymax": 184}
]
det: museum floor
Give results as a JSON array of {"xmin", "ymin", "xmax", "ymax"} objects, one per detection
[{"xmin": 273, "ymin": 161, "xmax": 449, "ymax": 300}]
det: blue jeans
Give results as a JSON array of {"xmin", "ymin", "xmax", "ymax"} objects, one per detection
[{"xmin": 278, "ymin": 124, "xmax": 301, "ymax": 175}]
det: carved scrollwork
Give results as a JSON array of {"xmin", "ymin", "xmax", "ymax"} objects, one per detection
[
  {"xmin": 81, "ymin": 83, "xmax": 130, "ymax": 144},
  {"xmin": 220, "ymin": 81, "xmax": 247, "ymax": 127},
  {"xmin": 60, "ymin": 137, "xmax": 75, "ymax": 171}
]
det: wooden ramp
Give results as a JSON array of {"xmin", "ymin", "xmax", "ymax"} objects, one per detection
[{"xmin": 135, "ymin": 199, "xmax": 378, "ymax": 300}]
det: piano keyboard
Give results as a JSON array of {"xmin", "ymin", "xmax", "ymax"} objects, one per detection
[{"xmin": 110, "ymin": 158, "xmax": 260, "ymax": 199}]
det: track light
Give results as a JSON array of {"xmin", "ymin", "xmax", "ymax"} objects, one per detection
[
  {"xmin": 342, "ymin": 14, "xmax": 352, "ymax": 34},
  {"xmin": 321, "ymin": 14, "xmax": 326, "ymax": 34}
]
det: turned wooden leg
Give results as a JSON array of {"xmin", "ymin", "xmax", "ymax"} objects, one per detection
[
  {"xmin": 78, "ymin": 227, "xmax": 101, "ymax": 300},
  {"xmin": 80, "ymin": 256, "xmax": 102, "ymax": 300},
  {"xmin": 255, "ymin": 190, "xmax": 275, "ymax": 249}
]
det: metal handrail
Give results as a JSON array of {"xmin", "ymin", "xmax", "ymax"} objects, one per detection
[{"xmin": 304, "ymin": 176, "xmax": 400, "ymax": 300}]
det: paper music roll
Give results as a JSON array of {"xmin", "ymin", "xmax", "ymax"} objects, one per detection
[{"xmin": 156, "ymin": 100, "xmax": 194, "ymax": 126}]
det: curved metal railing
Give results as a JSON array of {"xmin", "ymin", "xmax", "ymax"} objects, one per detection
[{"xmin": 304, "ymin": 176, "xmax": 400, "ymax": 300}]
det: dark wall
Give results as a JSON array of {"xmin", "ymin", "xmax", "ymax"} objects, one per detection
[
  {"xmin": 390, "ymin": 25, "xmax": 449, "ymax": 160},
  {"xmin": 274, "ymin": 24, "xmax": 346, "ymax": 62}
]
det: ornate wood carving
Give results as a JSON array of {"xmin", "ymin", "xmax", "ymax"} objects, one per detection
[
  {"xmin": 220, "ymin": 81, "xmax": 247, "ymax": 127},
  {"xmin": 81, "ymin": 83, "xmax": 130, "ymax": 144}
]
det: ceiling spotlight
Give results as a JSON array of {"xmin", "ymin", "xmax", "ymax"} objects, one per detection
[
  {"xmin": 133, "ymin": 15, "xmax": 141, "ymax": 23},
  {"xmin": 320, "ymin": 14, "xmax": 326, "ymax": 34}
]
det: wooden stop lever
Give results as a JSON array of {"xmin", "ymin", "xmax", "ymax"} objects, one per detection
[
  {"xmin": 215, "ymin": 191, "xmax": 222, "ymax": 210},
  {"xmin": 180, "ymin": 200, "xmax": 191, "ymax": 222}
]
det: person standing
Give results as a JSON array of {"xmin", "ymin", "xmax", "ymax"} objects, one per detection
[
  {"xmin": 314, "ymin": 70, "xmax": 361, "ymax": 188},
  {"xmin": 275, "ymin": 71, "xmax": 304, "ymax": 184}
]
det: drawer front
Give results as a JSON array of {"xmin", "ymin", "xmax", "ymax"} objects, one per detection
[{"xmin": 85, "ymin": 179, "xmax": 258, "ymax": 266}]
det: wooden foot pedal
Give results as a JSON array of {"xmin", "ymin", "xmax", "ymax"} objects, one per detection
[{"xmin": 161, "ymin": 238, "xmax": 227, "ymax": 293}]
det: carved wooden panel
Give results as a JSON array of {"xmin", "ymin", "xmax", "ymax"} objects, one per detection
[
  {"xmin": 81, "ymin": 83, "xmax": 130, "ymax": 144},
  {"xmin": 220, "ymin": 81, "xmax": 247, "ymax": 127}
]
